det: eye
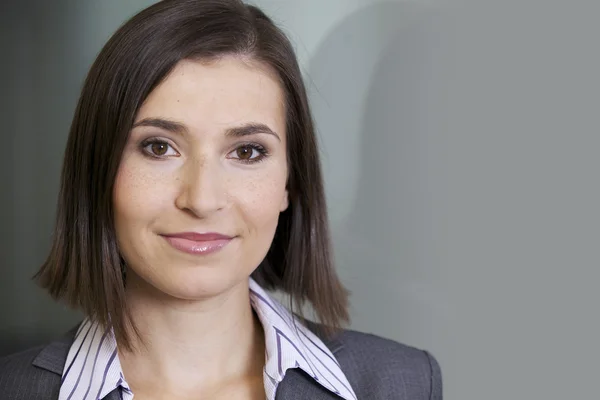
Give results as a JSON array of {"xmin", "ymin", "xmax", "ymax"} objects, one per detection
[
  {"xmin": 141, "ymin": 139, "xmax": 179, "ymax": 158},
  {"xmin": 228, "ymin": 143, "xmax": 268, "ymax": 163}
]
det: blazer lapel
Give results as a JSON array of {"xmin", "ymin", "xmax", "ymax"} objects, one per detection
[
  {"xmin": 274, "ymin": 368, "xmax": 345, "ymax": 400},
  {"xmin": 31, "ymin": 325, "xmax": 79, "ymax": 375},
  {"xmin": 102, "ymin": 389, "xmax": 123, "ymax": 400}
]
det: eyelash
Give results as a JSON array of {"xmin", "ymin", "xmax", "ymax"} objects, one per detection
[{"xmin": 139, "ymin": 138, "xmax": 270, "ymax": 164}]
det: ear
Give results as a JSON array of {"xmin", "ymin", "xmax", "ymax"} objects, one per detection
[{"xmin": 279, "ymin": 189, "xmax": 289, "ymax": 212}]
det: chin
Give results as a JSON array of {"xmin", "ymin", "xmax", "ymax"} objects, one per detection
[{"xmin": 151, "ymin": 267, "xmax": 249, "ymax": 301}]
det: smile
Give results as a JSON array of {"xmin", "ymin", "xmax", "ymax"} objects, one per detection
[{"xmin": 161, "ymin": 232, "xmax": 233, "ymax": 255}]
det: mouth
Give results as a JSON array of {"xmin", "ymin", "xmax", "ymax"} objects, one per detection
[{"xmin": 160, "ymin": 232, "xmax": 234, "ymax": 256}]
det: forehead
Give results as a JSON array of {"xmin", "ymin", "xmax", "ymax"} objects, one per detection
[{"xmin": 136, "ymin": 56, "xmax": 286, "ymax": 134}]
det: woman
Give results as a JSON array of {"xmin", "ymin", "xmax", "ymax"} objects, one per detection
[{"xmin": 0, "ymin": 0, "xmax": 442, "ymax": 399}]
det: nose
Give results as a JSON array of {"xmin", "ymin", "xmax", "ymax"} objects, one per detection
[{"xmin": 174, "ymin": 157, "xmax": 227, "ymax": 217}]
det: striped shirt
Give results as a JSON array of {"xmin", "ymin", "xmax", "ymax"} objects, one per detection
[{"xmin": 58, "ymin": 278, "xmax": 357, "ymax": 400}]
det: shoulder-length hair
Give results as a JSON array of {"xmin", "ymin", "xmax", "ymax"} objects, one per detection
[{"xmin": 35, "ymin": 0, "xmax": 348, "ymax": 349}]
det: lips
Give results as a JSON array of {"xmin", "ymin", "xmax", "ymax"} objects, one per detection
[{"xmin": 161, "ymin": 232, "xmax": 233, "ymax": 255}]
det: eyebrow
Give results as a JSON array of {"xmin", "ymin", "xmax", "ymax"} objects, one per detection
[{"xmin": 132, "ymin": 118, "xmax": 281, "ymax": 141}]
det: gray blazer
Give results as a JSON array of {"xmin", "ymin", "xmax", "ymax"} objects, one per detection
[{"xmin": 0, "ymin": 323, "xmax": 442, "ymax": 399}]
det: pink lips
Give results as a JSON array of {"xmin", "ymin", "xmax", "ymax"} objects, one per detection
[{"xmin": 162, "ymin": 232, "xmax": 233, "ymax": 255}]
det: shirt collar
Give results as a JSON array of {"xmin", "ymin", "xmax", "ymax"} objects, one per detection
[
  {"xmin": 56, "ymin": 279, "xmax": 357, "ymax": 400},
  {"xmin": 249, "ymin": 279, "xmax": 356, "ymax": 400}
]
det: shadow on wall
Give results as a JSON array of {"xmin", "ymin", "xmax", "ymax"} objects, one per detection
[
  {"xmin": 308, "ymin": 2, "xmax": 448, "ymax": 345},
  {"xmin": 0, "ymin": 0, "xmax": 84, "ymax": 356}
]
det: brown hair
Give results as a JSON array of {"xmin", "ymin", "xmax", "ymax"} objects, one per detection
[{"xmin": 35, "ymin": 0, "xmax": 348, "ymax": 350}]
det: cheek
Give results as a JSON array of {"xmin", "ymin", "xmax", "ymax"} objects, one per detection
[
  {"xmin": 113, "ymin": 160, "xmax": 172, "ymax": 230},
  {"xmin": 233, "ymin": 170, "xmax": 287, "ymax": 230}
]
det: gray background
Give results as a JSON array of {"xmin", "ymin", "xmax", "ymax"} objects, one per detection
[{"xmin": 1, "ymin": 0, "xmax": 599, "ymax": 399}]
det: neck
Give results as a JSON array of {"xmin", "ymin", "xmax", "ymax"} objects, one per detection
[{"xmin": 118, "ymin": 275, "xmax": 265, "ymax": 396}]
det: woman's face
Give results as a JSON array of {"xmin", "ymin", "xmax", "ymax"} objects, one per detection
[{"xmin": 113, "ymin": 57, "xmax": 288, "ymax": 300}]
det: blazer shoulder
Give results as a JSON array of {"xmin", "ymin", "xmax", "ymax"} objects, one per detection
[
  {"xmin": 0, "ymin": 344, "xmax": 64, "ymax": 400},
  {"xmin": 333, "ymin": 329, "xmax": 442, "ymax": 400}
]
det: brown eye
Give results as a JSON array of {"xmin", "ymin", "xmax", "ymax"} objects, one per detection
[
  {"xmin": 141, "ymin": 140, "xmax": 178, "ymax": 158},
  {"xmin": 228, "ymin": 143, "xmax": 267, "ymax": 163},
  {"xmin": 151, "ymin": 142, "xmax": 169, "ymax": 156},
  {"xmin": 236, "ymin": 145, "xmax": 254, "ymax": 160}
]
